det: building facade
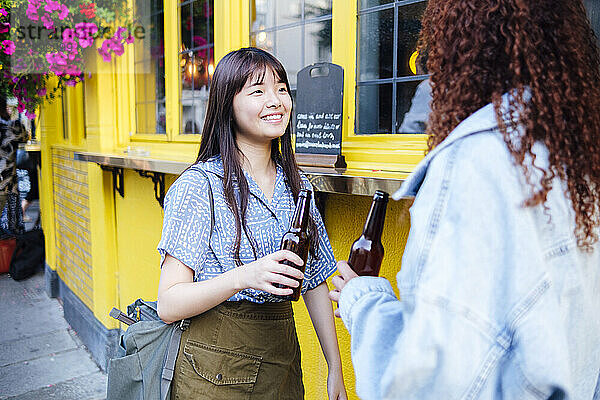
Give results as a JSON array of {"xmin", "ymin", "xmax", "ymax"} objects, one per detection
[{"xmin": 37, "ymin": 1, "xmax": 600, "ymax": 399}]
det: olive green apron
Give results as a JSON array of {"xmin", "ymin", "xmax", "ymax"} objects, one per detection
[{"xmin": 171, "ymin": 301, "xmax": 303, "ymax": 400}]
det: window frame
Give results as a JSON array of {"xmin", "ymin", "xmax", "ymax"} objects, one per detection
[{"xmin": 335, "ymin": 0, "xmax": 427, "ymax": 172}]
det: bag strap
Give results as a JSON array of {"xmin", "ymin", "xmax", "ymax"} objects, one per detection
[{"xmin": 160, "ymin": 166, "xmax": 215, "ymax": 400}]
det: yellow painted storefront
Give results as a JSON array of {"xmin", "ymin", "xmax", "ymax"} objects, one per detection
[{"xmin": 38, "ymin": 1, "xmax": 424, "ymax": 398}]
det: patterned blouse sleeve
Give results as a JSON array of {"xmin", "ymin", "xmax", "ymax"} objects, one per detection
[
  {"xmin": 301, "ymin": 179, "xmax": 337, "ymax": 292},
  {"xmin": 157, "ymin": 168, "xmax": 212, "ymax": 275}
]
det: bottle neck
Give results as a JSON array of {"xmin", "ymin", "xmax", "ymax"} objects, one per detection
[
  {"xmin": 290, "ymin": 192, "xmax": 311, "ymax": 231},
  {"xmin": 362, "ymin": 200, "xmax": 387, "ymax": 242}
]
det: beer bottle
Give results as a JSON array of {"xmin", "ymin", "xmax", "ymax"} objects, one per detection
[
  {"xmin": 348, "ymin": 190, "xmax": 388, "ymax": 276},
  {"xmin": 277, "ymin": 189, "xmax": 312, "ymax": 301}
]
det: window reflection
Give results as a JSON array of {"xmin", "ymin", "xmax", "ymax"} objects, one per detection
[
  {"xmin": 179, "ymin": 0, "xmax": 214, "ymax": 135},
  {"xmin": 250, "ymin": 0, "xmax": 332, "ymax": 89},
  {"xmin": 356, "ymin": 1, "xmax": 429, "ymax": 134},
  {"xmin": 133, "ymin": 0, "xmax": 166, "ymax": 134}
]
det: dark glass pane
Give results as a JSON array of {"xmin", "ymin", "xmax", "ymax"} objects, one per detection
[
  {"xmin": 359, "ymin": 0, "xmax": 393, "ymax": 10},
  {"xmin": 180, "ymin": 3, "xmax": 192, "ymax": 51},
  {"xmin": 397, "ymin": 2, "xmax": 427, "ymax": 77},
  {"xmin": 157, "ymin": 102, "xmax": 167, "ymax": 134},
  {"xmin": 358, "ymin": 9, "xmax": 394, "ymax": 81},
  {"xmin": 273, "ymin": 26, "xmax": 303, "ymax": 86},
  {"xmin": 151, "ymin": 12, "xmax": 165, "ymax": 60},
  {"xmin": 357, "ymin": 84, "xmax": 393, "ymax": 134},
  {"xmin": 180, "ymin": 1, "xmax": 213, "ymax": 134},
  {"xmin": 397, "ymin": 79, "xmax": 430, "ymax": 133},
  {"xmin": 305, "ymin": 20, "xmax": 332, "ymax": 65},
  {"xmin": 156, "ymin": 58, "xmax": 166, "ymax": 100},
  {"xmin": 305, "ymin": 0, "xmax": 332, "ymax": 18},
  {"xmin": 151, "ymin": 0, "xmax": 163, "ymax": 13},
  {"xmin": 134, "ymin": 0, "xmax": 165, "ymax": 134},
  {"xmin": 192, "ymin": 1, "xmax": 209, "ymax": 50}
]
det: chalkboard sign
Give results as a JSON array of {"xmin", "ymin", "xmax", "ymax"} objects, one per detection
[{"xmin": 295, "ymin": 63, "xmax": 346, "ymax": 169}]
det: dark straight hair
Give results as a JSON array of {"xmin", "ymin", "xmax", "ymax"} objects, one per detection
[{"xmin": 195, "ymin": 47, "xmax": 320, "ymax": 265}]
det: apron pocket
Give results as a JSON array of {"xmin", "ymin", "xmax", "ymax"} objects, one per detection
[{"xmin": 178, "ymin": 340, "xmax": 262, "ymax": 399}]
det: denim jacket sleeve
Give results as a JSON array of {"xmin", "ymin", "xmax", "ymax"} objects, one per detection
[{"xmin": 339, "ymin": 132, "xmax": 572, "ymax": 399}]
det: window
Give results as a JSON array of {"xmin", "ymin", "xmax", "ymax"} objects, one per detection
[
  {"xmin": 250, "ymin": 0, "xmax": 333, "ymax": 88},
  {"xmin": 179, "ymin": 0, "xmax": 215, "ymax": 135},
  {"xmin": 133, "ymin": 0, "xmax": 166, "ymax": 134},
  {"xmin": 356, "ymin": 0, "xmax": 428, "ymax": 134}
]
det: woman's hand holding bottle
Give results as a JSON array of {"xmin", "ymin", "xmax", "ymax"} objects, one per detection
[{"xmin": 233, "ymin": 250, "xmax": 305, "ymax": 296}]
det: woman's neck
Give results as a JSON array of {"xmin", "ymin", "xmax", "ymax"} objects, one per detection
[
  {"xmin": 236, "ymin": 138, "xmax": 277, "ymax": 202},
  {"xmin": 236, "ymin": 138, "xmax": 274, "ymax": 178}
]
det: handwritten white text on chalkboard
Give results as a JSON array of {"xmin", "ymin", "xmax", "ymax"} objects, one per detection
[
  {"xmin": 297, "ymin": 113, "xmax": 341, "ymax": 120},
  {"xmin": 296, "ymin": 141, "xmax": 341, "ymax": 150}
]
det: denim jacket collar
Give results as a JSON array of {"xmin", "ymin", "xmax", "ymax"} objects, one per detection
[{"xmin": 393, "ymin": 90, "xmax": 527, "ymax": 200}]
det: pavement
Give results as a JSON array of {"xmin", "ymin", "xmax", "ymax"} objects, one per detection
[{"xmin": 0, "ymin": 201, "xmax": 107, "ymax": 399}]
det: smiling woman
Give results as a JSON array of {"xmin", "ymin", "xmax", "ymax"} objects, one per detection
[
  {"xmin": 232, "ymin": 67, "xmax": 292, "ymax": 146},
  {"xmin": 156, "ymin": 47, "xmax": 348, "ymax": 399}
]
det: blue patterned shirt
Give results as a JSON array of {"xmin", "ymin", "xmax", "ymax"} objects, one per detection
[{"xmin": 157, "ymin": 156, "xmax": 337, "ymax": 303}]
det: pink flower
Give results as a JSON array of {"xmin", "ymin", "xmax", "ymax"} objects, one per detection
[
  {"xmin": 25, "ymin": 111, "xmax": 36, "ymax": 120},
  {"xmin": 46, "ymin": 52, "xmax": 67, "ymax": 66},
  {"xmin": 108, "ymin": 40, "xmax": 124, "ymax": 56},
  {"xmin": 62, "ymin": 28, "xmax": 75, "ymax": 43},
  {"xmin": 37, "ymin": 88, "xmax": 47, "ymax": 96},
  {"xmin": 58, "ymin": 4, "xmax": 69, "ymax": 20},
  {"xmin": 65, "ymin": 79, "xmax": 77, "ymax": 86},
  {"xmin": 44, "ymin": 0, "xmax": 60, "ymax": 13},
  {"xmin": 115, "ymin": 26, "xmax": 127, "ymax": 40},
  {"xmin": 65, "ymin": 64, "xmax": 81, "ymax": 75},
  {"xmin": 75, "ymin": 22, "xmax": 98, "ymax": 48},
  {"xmin": 2, "ymin": 40, "xmax": 15, "ymax": 55},
  {"xmin": 45, "ymin": 1, "xmax": 69, "ymax": 20},
  {"xmin": 17, "ymin": 104, "xmax": 26, "ymax": 113},
  {"xmin": 125, "ymin": 33, "xmax": 134, "ymax": 44},
  {"xmin": 26, "ymin": 4, "xmax": 39, "ymax": 21},
  {"xmin": 63, "ymin": 42, "xmax": 78, "ymax": 59},
  {"xmin": 41, "ymin": 14, "xmax": 54, "ymax": 30},
  {"xmin": 97, "ymin": 45, "xmax": 112, "ymax": 62},
  {"xmin": 0, "ymin": 8, "xmax": 7, "ymax": 17},
  {"xmin": 0, "ymin": 22, "xmax": 9, "ymax": 33}
]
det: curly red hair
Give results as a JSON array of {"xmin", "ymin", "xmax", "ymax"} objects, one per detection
[{"xmin": 420, "ymin": 0, "xmax": 600, "ymax": 250}]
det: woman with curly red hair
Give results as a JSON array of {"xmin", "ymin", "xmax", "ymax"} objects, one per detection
[{"xmin": 330, "ymin": 1, "xmax": 600, "ymax": 398}]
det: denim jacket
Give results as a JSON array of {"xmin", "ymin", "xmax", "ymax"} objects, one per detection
[{"xmin": 339, "ymin": 94, "xmax": 600, "ymax": 400}]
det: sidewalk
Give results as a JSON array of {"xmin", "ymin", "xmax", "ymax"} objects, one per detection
[{"xmin": 0, "ymin": 202, "xmax": 107, "ymax": 399}]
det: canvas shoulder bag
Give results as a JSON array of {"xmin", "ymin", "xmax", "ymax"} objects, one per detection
[{"xmin": 107, "ymin": 167, "xmax": 214, "ymax": 400}]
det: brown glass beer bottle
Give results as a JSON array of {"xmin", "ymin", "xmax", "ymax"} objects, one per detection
[
  {"xmin": 348, "ymin": 190, "xmax": 389, "ymax": 276},
  {"xmin": 277, "ymin": 189, "xmax": 312, "ymax": 301}
]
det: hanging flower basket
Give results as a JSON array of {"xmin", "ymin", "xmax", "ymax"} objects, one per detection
[{"xmin": 0, "ymin": 0, "xmax": 138, "ymax": 118}]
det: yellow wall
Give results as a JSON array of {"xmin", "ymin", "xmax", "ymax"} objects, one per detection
[
  {"xmin": 52, "ymin": 148, "xmax": 93, "ymax": 308},
  {"xmin": 37, "ymin": 0, "xmax": 423, "ymax": 398},
  {"xmin": 294, "ymin": 194, "xmax": 412, "ymax": 399}
]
